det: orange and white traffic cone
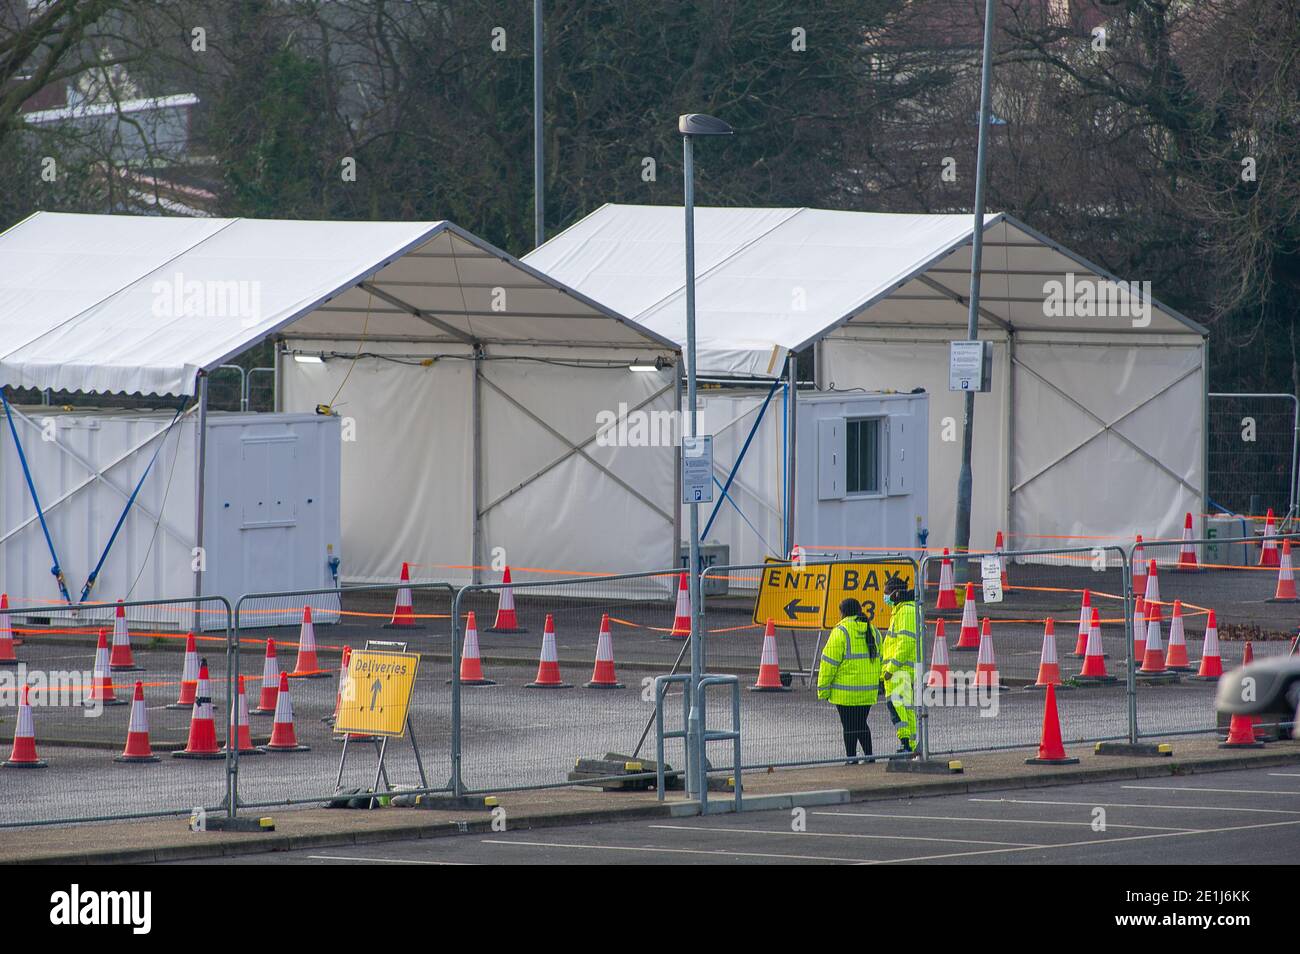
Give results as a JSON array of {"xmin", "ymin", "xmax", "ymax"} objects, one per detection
[
  {"xmin": 926, "ymin": 619, "xmax": 951, "ymax": 689},
  {"xmin": 1142, "ymin": 558, "xmax": 1160, "ymax": 605},
  {"xmin": 289, "ymin": 605, "xmax": 328, "ymax": 678},
  {"xmin": 327, "ymin": 646, "xmax": 350, "ymax": 724},
  {"xmin": 456, "ymin": 612, "xmax": 496, "ymax": 686},
  {"xmin": 224, "ymin": 675, "xmax": 264, "ymax": 756},
  {"xmin": 1138, "ymin": 602, "xmax": 1177, "ymax": 680},
  {"xmin": 251, "ymin": 639, "xmax": 280, "ymax": 715},
  {"xmin": 1242, "ymin": 642, "xmax": 1264, "ymax": 740},
  {"xmin": 109, "ymin": 600, "xmax": 142, "ymax": 671},
  {"xmin": 953, "ymin": 583, "xmax": 980, "ymax": 650},
  {"xmin": 1132, "ymin": 595, "xmax": 1147, "ymax": 661},
  {"xmin": 385, "ymin": 562, "xmax": 424, "ymax": 629},
  {"xmin": 1269, "ymin": 540, "xmax": 1298, "ymax": 602},
  {"xmin": 1220, "ymin": 712, "xmax": 1265, "ymax": 749},
  {"xmin": 1165, "ymin": 600, "xmax": 1192, "ymax": 670},
  {"xmin": 173, "ymin": 662, "xmax": 224, "ymax": 759},
  {"xmin": 749, "ymin": 619, "xmax": 790, "ymax": 693},
  {"xmin": 84, "ymin": 629, "xmax": 126, "ymax": 707},
  {"xmin": 115, "ymin": 681, "xmax": 161, "ymax": 763},
  {"xmin": 1176, "ymin": 512, "xmax": 1200, "ymax": 571},
  {"xmin": 1033, "ymin": 618, "xmax": 1062, "ymax": 687},
  {"xmin": 1191, "ymin": 610, "xmax": 1223, "ymax": 681},
  {"xmin": 261, "ymin": 672, "xmax": 310, "ymax": 752},
  {"xmin": 1077, "ymin": 607, "xmax": 1116, "ymax": 683},
  {"xmin": 1070, "ymin": 589, "xmax": 1092, "ymax": 657},
  {"xmin": 0, "ymin": 594, "xmax": 17, "ymax": 665},
  {"xmin": 1132, "ymin": 535, "xmax": 1147, "ymax": 595},
  {"xmin": 994, "ymin": 530, "xmax": 1009, "ymax": 587},
  {"xmin": 525, "ymin": 614, "xmax": 572, "ymax": 688},
  {"xmin": 167, "ymin": 633, "xmax": 201, "ymax": 710},
  {"xmin": 3, "ymin": 684, "xmax": 46, "ymax": 768},
  {"xmin": 1025, "ymin": 684, "xmax": 1079, "ymax": 765},
  {"xmin": 486, "ymin": 566, "xmax": 526, "ymax": 633},
  {"xmin": 1258, "ymin": 508, "xmax": 1280, "ymax": 567},
  {"xmin": 935, "ymin": 549, "xmax": 957, "ymax": 610},
  {"xmin": 972, "ymin": 618, "xmax": 1001, "ymax": 690},
  {"xmin": 586, "ymin": 614, "xmax": 626, "ymax": 689},
  {"xmin": 665, "ymin": 572, "xmax": 691, "ymax": 640}
]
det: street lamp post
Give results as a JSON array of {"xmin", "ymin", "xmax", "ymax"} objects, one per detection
[{"xmin": 679, "ymin": 113, "xmax": 732, "ymax": 799}]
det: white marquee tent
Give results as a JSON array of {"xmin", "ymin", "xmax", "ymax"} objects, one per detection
[
  {"xmin": 525, "ymin": 204, "xmax": 1210, "ymax": 555},
  {"xmin": 0, "ymin": 211, "xmax": 679, "ymax": 603}
]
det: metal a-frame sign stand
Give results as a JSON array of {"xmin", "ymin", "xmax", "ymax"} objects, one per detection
[{"xmin": 334, "ymin": 640, "xmax": 427, "ymax": 808}]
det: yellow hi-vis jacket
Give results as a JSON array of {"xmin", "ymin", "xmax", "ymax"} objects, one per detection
[
  {"xmin": 817, "ymin": 616, "xmax": 883, "ymax": 706},
  {"xmin": 882, "ymin": 599, "xmax": 919, "ymax": 684}
]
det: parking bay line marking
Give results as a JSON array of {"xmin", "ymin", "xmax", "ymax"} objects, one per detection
[
  {"xmin": 813, "ymin": 811, "xmax": 1194, "ymax": 832},
  {"xmin": 648, "ymin": 825, "xmax": 1040, "ymax": 848},
  {"xmin": 1269, "ymin": 773, "xmax": 1300, "ymax": 778},
  {"xmin": 1121, "ymin": 785, "xmax": 1300, "ymax": 796},
  {"xmin": 479, "ymin": 839, "xmax": 862, "ymax": 862},
  {"xmin": 852, "ymin": 817, "xmax": 1300, "ymax": 865},
  {"xmin": 970, "ymin": 797, "xmax": 1300, "ymax": 815},
  {"xmin": 306, "ymin": 854, "xmax": 470, "ymax": 865}
]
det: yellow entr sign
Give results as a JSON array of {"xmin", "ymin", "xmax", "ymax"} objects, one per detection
[
  {"xmin": 752, "ymin": 558, "xmax": 831, "ymax": 629},
  {"xmin": 821, "ymin": 563, "xmax": 916, "ymax": 629},
  {"xmin": 334, "ymin": 650, "xmax": 420, "ymax": 737}
]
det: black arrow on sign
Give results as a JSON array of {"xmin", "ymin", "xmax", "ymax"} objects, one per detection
[
  {"xmin": 783, "ymin": 598, "xmax": 818, "ymax": 620},
  {"xmin": 369, "ymin": 678, "xmax": 382, "ymax": 711}
]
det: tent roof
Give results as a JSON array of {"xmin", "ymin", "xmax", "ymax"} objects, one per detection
[
  {"xmin": 524, "ymin": 204, "xmax": 1206, "ymax": 377},
  {"xmin": 0, "ymin": 212, "xmax": 675, "ymax": 397}
]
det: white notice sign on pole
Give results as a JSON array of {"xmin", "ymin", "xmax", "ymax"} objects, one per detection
[{"xmin": 681, "ymin": 436, "xmax": 714, "ymax": 504}]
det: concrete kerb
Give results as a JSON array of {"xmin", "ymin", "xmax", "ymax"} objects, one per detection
[{"xmin": 2, "ymin": 740, "xmax": 1296, "ymax": 864}]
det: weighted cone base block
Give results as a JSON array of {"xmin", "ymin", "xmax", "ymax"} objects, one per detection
[
  {"xmin": 202, "ymin": 815, "xmax": 275, "ymax": 832},
  {"xmin": 448, "ymin": 678, "xmax": 497, "ymax": 686},
  {"xmin": 1025, "ymin": 755, "xmax": 1080, "ymax": 765},
  {"xmin": 172, "ymin": 751, "xmax": 225, "ymax": 760},
  {"xmin": 525, "ymin": 682, "xmax": 573, "ymax": 689},
  {"xmin": 1094, "ymin": 741, "xmax": 1172, "ymax": 757},
  {"xmin": 259, "ymin": 743, "xmax": 311, "ymax": 753},
  {"xmin": 886, "ymin": 758, "xmax": 963, "ymax": 775},
  {"xmin": 114, "ymin": 754, "xmax": 162, "ymax": 763},
  {"xmin": 2, "ymin": 760, "xmax": 47, "ymax": 768},
  {"xmin": 485, "ymin": 627, "xmax": 525, "ymax": 634},
  {"xmin": 585, "ymin": 682, "xmax": 625, "ymax": 689}
]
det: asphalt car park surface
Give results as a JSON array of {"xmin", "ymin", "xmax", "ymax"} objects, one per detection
[{"xmin": 169, "ymin": 765, "xmax": 1300, "ymax": 865}]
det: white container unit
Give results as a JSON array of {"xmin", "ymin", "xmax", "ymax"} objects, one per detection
[
  {"xmin": 0, "ymin": 408, "xmax": 341, "ymax": 630},
  {"xmin": 690, "ymin": 389, "xmax": 928, "ymax": 576}
]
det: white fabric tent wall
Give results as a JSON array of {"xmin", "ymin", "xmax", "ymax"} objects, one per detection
[
  {"xmin": 281, "ymin": 341, "xmax": 678, "ymax": 588},
  {"xmin": 820, "ymin": 329, "xmax": 1205, "ymax": 551}
]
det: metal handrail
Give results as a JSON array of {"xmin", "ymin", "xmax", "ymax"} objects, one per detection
[{"xmin": 655, "ymin": 672, "xmax": 742, "ymax": 814}]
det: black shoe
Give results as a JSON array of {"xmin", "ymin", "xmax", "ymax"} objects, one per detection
[{"xmin": 895, "ymin": 741, "xmax": 914, "ymax": 754}]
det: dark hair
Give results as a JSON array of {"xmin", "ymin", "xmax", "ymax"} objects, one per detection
[
  {"xmin": 839, "ymin": 598, "xmax": 876, "ymax": 656},
  {"xmin": 884, "ymin": 576, "xmax": 915, "ymax": 602},
  {"xmin": 839, "ymin": 597, "xmax": 863, "ymax": 618}
]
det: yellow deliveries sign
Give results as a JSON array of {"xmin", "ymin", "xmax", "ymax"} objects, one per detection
[
  {"xmin": 753, "ymin": 558, "xmax": 831, "ymax": 629},
  {"xmin": 820, "ymin": 563, "xmax": 916, "ymax": 630},
  {"xmin": 334, "ymin": 650, "xmax": 421, "ymax": 737}
]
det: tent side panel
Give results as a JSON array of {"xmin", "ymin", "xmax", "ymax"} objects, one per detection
[
  {"xmin": 0, "ymin": 412, "xmax": 197, "ymax": 610},
  {"xmin": 1010, "ymin": 337, "xmax": 1205, "ymax": 548},
  {"xmin": 281, "ymin": 342, "xmax": 474, "ymax": 584},
  {"xmin": 478, "ymin": 347, "xmax": 676, "ymax": 581}
]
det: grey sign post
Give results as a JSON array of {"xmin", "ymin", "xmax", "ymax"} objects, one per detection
[{"xmin": 679, "ymin": 113, "xmax": 732, "ymax": 799}]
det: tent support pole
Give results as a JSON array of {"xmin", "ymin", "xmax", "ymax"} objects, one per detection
[
  {"xmin": 1005, "ymin": 330, "xmax": 1015, "ymax": 542},
  {"xmin": 193, "ymin": 373, "xmax": 209, "ymax": 616},
  {"xmin": 785, "ymin": 353, "xmax": 798, "ymax": 556},
  {"xmin": 273, "ymin": 338, "xmax": 282, "ymax": 412},
  {"xmin": 472, "ymin": 346, "xmax": 484, "ymax": 586}
]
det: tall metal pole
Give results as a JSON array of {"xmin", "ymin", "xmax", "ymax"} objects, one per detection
[
  {"xmin": 683, "ymin": 133, "xmax": 703, "ymax": 799},
  {"xmin": 193, "ymin": 372, "xmax": 210, "ymax": 635},
  {"xmin": 533, "ymin": 1, "xmax": 544, "ymax": 248},
  {"xmin": 953, "ymin": 0, "xmax": 996, "ymax": 582}
]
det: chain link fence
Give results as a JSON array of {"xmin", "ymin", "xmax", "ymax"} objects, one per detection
[
  {"xmin": 0, "ymin": 595, "xmax": 232, "ymax": 828},
  {"xmin": 2, "ymin": 539, "xmax": 1294, "ymax": 828},
  {"xmin": 1208, "ymin": 392, "xmax": 1298, "ymax": 518}
]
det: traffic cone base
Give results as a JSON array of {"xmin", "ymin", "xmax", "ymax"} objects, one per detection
[{"xmin": 1025, "ymin": 684, "xmax": 1079, "ymax": 765}]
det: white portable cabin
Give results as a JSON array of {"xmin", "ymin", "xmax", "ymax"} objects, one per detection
[{"xmin": 525, "ymin": 204, "xmax": 1210, "ymax": 558}]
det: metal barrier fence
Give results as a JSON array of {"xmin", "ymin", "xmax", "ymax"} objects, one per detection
[
  {"xmin": 1208, "ymin": 392, "xmax": 1298, "ymax": 518},
  {"xmin": 231, "ymin": 582, "xmax": 457, "ymax": 813},
  {"xmin": 917, "ymin": 545, "xmax": 1134, "ymax": 758},
  {"xmin": 3, "ymin": 538, "xmax": 1295, "ymax": 828},
  {"xmin": 0, "ymin": 594, "xmax": 232, "ymax": 829}
]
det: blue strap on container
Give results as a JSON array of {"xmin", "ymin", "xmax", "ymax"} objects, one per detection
[
  {"xmin": 0, "ymin": 387, "xmax": 73, "ymax": 604},
  {"xmin": 78, "ymin": 401, "xmax": 186, "ymax": 603}
]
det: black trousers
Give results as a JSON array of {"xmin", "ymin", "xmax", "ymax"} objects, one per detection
[{"xmin": 834, "ymin": 703, "xmax": 873, "ymax": 758}]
